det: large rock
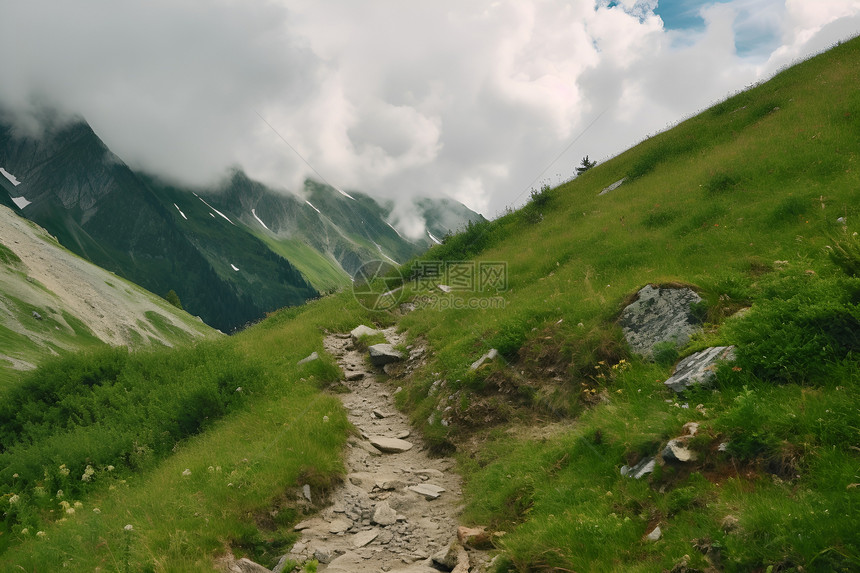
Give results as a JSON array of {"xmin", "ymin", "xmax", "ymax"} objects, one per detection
[
  {"xmin": 662, "ymin": 439, "xmax": 697, "ymax": 463},
  {"xmin": 664, "ymin": 346, "xmax": 736, "ymax": 393},
  {"xmin": 368, "ymin": 343, "xmax": 404, "ymax": 366},
  {"xmin": 619, "ymin": 285, "xmax": 703, "ymax": 357}
]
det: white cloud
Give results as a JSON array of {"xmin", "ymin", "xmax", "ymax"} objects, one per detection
[{"xmin": 1, "ymin": 0, "xmax": 858, "ymax": 218}]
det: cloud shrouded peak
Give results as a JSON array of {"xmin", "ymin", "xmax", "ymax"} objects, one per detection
[{"xmin": 1, "ymin": 0, "xmax": 858, "ymax": 217}]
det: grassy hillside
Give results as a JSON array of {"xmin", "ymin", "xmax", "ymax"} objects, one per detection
[{"xmin": 1, "ymin": 37, "xmax": 859, "ymax": 572}]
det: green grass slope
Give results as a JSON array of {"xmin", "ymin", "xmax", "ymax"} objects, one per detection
[
  {"xmin": 388, "ymin": 37, "xmax": 860, "ymax": 571},
  {"xmin": 1, "ymin": 37, "xmax": 859, "ymax": 573}
]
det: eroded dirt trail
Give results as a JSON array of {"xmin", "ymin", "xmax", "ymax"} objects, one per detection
[{"xmin": 286, "ymin": 328, "xmax": 487, "ymax": 572}]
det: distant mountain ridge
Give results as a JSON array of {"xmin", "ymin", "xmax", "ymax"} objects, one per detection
[{"xmin": 0, "ymin": 116, "xmax": 483, "ymax": 331}]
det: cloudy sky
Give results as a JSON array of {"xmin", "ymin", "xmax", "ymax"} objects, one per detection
[{"xmin": 2, "ymin": 1, "xmax": 859, "ymax": 224}]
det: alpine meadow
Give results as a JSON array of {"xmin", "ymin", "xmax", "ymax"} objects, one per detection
[{"xmin": 1, "ymin": 35, "xmax": 860, "ymax": 573}]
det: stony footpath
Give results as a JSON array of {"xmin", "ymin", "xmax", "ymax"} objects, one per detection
[{"xmin": 281, "ymin": 327, "xmax": 490, "ymax": 573}]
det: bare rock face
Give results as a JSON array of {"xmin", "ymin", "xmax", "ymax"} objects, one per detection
[
  {"xmin": 664, "ymin": 346, "xmax": 736, "ymax": 393},
  {"xmin": 619, "ymin": 285, "xmax": 703, "ymax": 357}
]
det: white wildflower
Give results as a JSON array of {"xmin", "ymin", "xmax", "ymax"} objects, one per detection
[
  {"xmin": 9, "ymin": 494, "xmax": 20, "ymax": 505},
  {"xmin": 124, "ymin": 524, "xmax": 134, "ymax": 531},
  {"xmin": 59, "ymin": 464, "xmax": 70, "ymax": 476},
  {"xmin": 36, "ymin": 531, "xmax": 46, "ymax": 538},
  {"xmin": 20, "ymin": 528, "xmax": 29, "ymax": 535},
  {"xmin": 93, "ymin": 508, "xmax": 101, "ymax": 514},
  {"xmin": 182, "ymin": 468, "xmax": 192, "ymax": 477}
]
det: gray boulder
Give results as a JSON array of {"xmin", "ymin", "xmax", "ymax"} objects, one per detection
[
  {"xmin": 664, "ymin": 346, "xmax": 736, "ymax": 393},
  {"xmin": 368, "ymin": 436, "xmax": 413, "ymax": 453},
  {"xmin": 620, "ymin": 457, "xmax": 655, "ymax": 479},
  {"xmin": 619, "ymin": 285, "xmax": 703, "ymax": 357},
  {"xmin": 368, "ymin": 343, "xmax": 404, "ymax": 366}
]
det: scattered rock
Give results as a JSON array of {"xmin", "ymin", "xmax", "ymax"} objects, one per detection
[
  {"xmin": 368, "ymin": 436, "xmax": 414, "ymax": 453},
  {"xmin": 328, "ymin": 518, "xmax": 351, "ymax": 534},
  {"xmin": 408, "ymin": 483, "xmax": 446, "ymax": 500},
  {"xmin": 372, "ymin": 501, "xmax": 398, "ymax": 526},
  {"xmin": 469, "ymin": 348, "xmax": 499, "ymax": 371},
  {"xmin": 619, "ymin": 285, "xmax": 703, "ymax": 357},
  {"xmin": 599, "ymin": 178, "xmax": 626, "ymax": 196},
  {"xmin": 368, "ymin": 343, "xmax": 404, "ymax": 366},
  {"xmin": 457, "ymin": 525, "xmax": 492, "ymax": 549},
  {"xmin": 345, "ymin": 370, "xmax": 364, "ymax": 381},
  {"xmin": 620, "ymin": 457, "xmax": 655, "ymax": 479},
  {"xmin": 297, "ymin": 351, "xmax": 319, "ymax": 365},
  {"xmin": 413, "ymin": 468, "xmax": 444, "ymax": 480},
  {"xmin": 32, "ymin": 310, "xmax": 42, "ymax": 320},
  {"xmin": 373, "ymin": 409, "xmax": 392, "ymax": 419},
  {"xmin": 325, "ymin": 551, "xmax": 364, "ymax": 571},
  {"xmin": 432, "ymin": 544, "xmax": 460, "ymax": 570},
  {"xmin": 350, "ymin": 324, "xmax": 379, "ymax": 342},
  {"xmin": 645, "ymin": 525, "xmax": 662, "ymax": 541},
  {"xmin": 437, "ymin": 284, "xmax": 453, "ymax": 293},
  {"xmin": 302, "ymin": 484, "xmax": 312, "ymax": 503},
  {"xmin": 353, "ymin": 528, "xmax": 380, "ymax": 547},
  {"xmin": 664, "ymin": 346, "xmax": 736, "ymax": 393},
  {"xmin": 662, "ymin": 439, "xmax": 698, "ymax": 463},
  {"xmin": 396, "ymin": 429, "xmax": 411, "ymax": 439},
  {"xmin": 221, "ymin": 556, "xmax": 273, "ymax": 573}
]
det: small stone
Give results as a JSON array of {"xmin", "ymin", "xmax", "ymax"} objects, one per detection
[
  {"xmin": 620, "ymin": 457, "xmax": 655, "ymax": 479},
  {"xmin": 345, "ymin": 371, "xmax": 364, "ymax": 381},
  {"xmin": 457, "ymin": 526, "xmax": 492, "ymax": 549},
  {"xmin": 645, "ymin": 525, "xmax": 662, "ymax": 541},
  {"xmin": 372, "ymin": 501, "xmax": 398, "ymax": 526},
  {"xmin": 368, "ymin": 344, "xmax": 404, "ymax": 366},
  {"xmin": 350, "ymin": 325, "xmax": 379, "ymax": 342},
  {"xmin": 368, "ymin": 436, "xmax": 413, "ymax": 453},
  {"xmin": 353, "ymin": 528, "xmax": 380, "ymax": 548},
  {"xmin": 412, "ymin": 468, "xmax": 444, "ymax": 479},
  {"xmin": 302, "ymin": 484, "xmax": 312, "ymax": 502},
  {"xmin": 396, "ymin": 429, "xmax": 411, "ymax": 439},
  {"xmin": 329, "ymin": 518, "xmax": 351, "ymax": 534},
  {"xmin": 662, "ymin": 439, "xmax": 697, "ymax": 463},
  {"xmin": 297, "ymin": 351, "xmax": 319, "ymax": 365},
  {"xmin": 372, "ymin": 409, "xmax": 390, "ymax": 419},
  {"xmin": 408, "ymin": 483, "xmax": 445, "ymax": 500}
]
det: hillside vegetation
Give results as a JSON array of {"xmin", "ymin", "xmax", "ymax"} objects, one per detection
[{"xmin": 2, "ymin": 37, "xmax": 860, "ymax": 572}]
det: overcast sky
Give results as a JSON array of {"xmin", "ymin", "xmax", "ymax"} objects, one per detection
[{"xmin": 2, "ymin": 1, "xmax": 859, "ymax": 226}]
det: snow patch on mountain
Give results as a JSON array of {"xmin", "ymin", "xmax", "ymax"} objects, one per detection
[
  {"xmin": 305, "ymin": 200, "xmax": 321, "ymax": 214},
  {"xmin": 173, "ymin": 203, "xmax": 188, "ymax": 220},
  {"xmin": 10, "ymin": 196, "xmax": 31, "ymax": 209},
  {"xmin": 251, "ymin": 208, "xmax": 270, "ymax": 231},
  {"xmin": 373, "ymin": 242, "xmax": 399, "ymax": 265},
  {"xmin": 335, "ymin": 187, "xmax": 355, "ymax": 200},
  {"xmin": 1, "ymin": 167, "xmax": 21, "ymax": 186},
  {"xmin": 427, "ymin": 230, "xmax": 442, "ymax": 245},
  {"xmin": 231, "ymin": 264, "xmax": 240, "ymax": 271},
  {"xmin": 194, "ymin": 193, "xmax": 235, "ymax": 225}
]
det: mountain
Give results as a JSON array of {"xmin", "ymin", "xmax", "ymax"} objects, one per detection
[
  {"xmin": 0, "ymin": 118, "xmax": 483, "ymax": 331},
  {"xmin": 0, "ymin": 203, "xmax": 216, "ymax": 385}
]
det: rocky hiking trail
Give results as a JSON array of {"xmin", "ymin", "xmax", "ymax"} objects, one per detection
[{"xmin": 281, "ymin": 327, "xmax": 491, "ymax": 573}]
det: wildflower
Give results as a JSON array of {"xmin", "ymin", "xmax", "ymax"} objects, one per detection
[
  {"xmin": 20, "ymin": 528, "xmax": 28, "ymax": 535},
  {"xmin": 124, "ymin": 524, "xmax": 134, "ymax": 531},
  {"xmin": 65, "ymin": 507, "xmax": 75, "ymax": 515},
  {"xmin": 34, "ymin": 486, "xmax": 46, "ymax": 497},
  {"xmin": 106, "ymin": 465, "xmax": 115, "ymax": 472},
  {"xmin": 208, "ymin": 466, "xmax": 215, "ymax": 472},
  {"xmin": 81, "ymin": 465, "xmax": 95, "ymax": 482},
  {"xmin": 59, "ymin": 464, "xmax": 70, "ymax": 476},
  {"xmin": 12, "ymin": 473, "xmax": 18, "ymax": 478},
  {"xmin": 323, "ymin": 415, "xmax": 330, "ymax": 423},
  {"xmin": 36, "ymin": 531, "xmax": 46, "ymax": 538},
  {"xmin": 56, "ymin": 489, "xmax": 64, "ymax": 499},
  {"xmin": 9, "ymin": 494, "xmax": 20, "ymax": 505},
  {"xmin": 93, "ymin": 508, "xmax": 101, "ymax": 514},
  {"xmin": 74, "ymin": 501, "xmax": 83, "ymax": 509},
  {"xmin": 182, "ymin": 468, "xmax": 192, "ymax": 477}
]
